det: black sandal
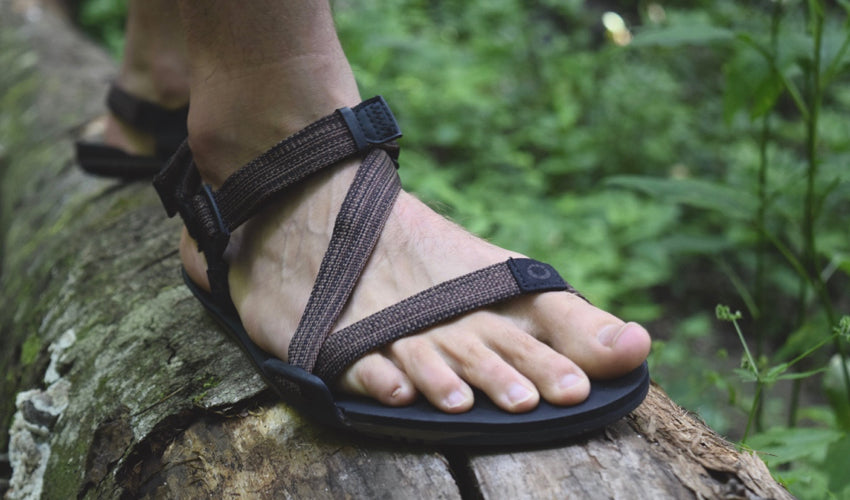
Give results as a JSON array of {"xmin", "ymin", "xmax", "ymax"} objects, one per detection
[
  {"xmin": 153, "ymin": 96, "xmax": 649, "ymax": 446},
  {"xmin": 76, "ymin": 84, "xmax": 188, "ymax": 179}
]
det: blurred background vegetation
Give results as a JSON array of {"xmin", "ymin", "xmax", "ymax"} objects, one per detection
[{"xmin": 71, "ymin": 0, "xmax": 850, "ymax": 497}]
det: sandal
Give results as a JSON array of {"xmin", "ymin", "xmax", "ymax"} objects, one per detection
[
  {"xmin": 76, "ymin": 84, "xmax": 188, "ymax": 179},
  {"xmin": 153, "ymin": 96, "xmax": 649, "ymax": 446}
]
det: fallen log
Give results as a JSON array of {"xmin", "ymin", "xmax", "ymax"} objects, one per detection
[{"xmin": 0, "ymin": 2, "xmax": 792, "ymax": 498}]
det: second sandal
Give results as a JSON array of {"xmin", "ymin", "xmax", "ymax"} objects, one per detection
[{"xmin": 76, "ymin": 84, "xmax": 188, "ymax": 179}]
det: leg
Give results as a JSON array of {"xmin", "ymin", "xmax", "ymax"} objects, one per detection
[
  {"xmin": 176, "ymin": 0, "xmax": 651, "ymax": 413},
  {"xmin": 101, "ymin": 0, "xmax": 190, "ymax": 156}
]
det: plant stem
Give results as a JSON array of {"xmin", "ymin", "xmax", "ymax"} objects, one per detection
[
  {"xmin": 802, "ymin": 0, "xmax": 850, "ymax": 407},
  {"xmin": 730, "ymin": 311, "xmax": 762, "ymax": 438},
  {"xmin": 755, "ymin": 116, "xmax": 770, "ymax": 357},
  {"xmin": 733, "ymin": 314, "xmax": 759, "ymax": 380},
  {"xmin": 803, "ymin": 3, "xmax": 822, "ymax": 296},
  {"xmin": 743, "ymin": 383, "xmax": 762, "ymax": 443},
  {"xmin": 787, "ymin": 380, "xmax": 800, "ymax": 427},
  {"xmin": 754, "ymin": 113, "xmax": 769, "ymax": 432},
  {"xmin": 754, "ymin": 0, "xmax": 781, "ymax": 432}
]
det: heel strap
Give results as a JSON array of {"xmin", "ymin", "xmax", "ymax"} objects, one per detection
[{"xmin": 106, "ymin": 84, "xmax": 188, "ymax": 160}]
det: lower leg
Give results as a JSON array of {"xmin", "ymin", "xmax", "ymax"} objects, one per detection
[
  {"xmin": 118, "ymin": 0, "xmax": 190, "ymax": 106},
  {"xmin": 178, "ymin": 0, "xmax": 360, "ymax": 187}
]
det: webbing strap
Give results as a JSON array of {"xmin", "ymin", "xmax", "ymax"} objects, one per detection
[
  {"xmin": 106, "ymin": 84, "xmax": 188, "ymax": 159},
  {"xmin": 156, "ymin": 96, "xmax": 400, "ymax": 248},
  {"xmin": 313, "ymin": 259, "xmax": 578, "ymax": 381},
  {"xmin": 204, "ymin": 96, "xmax": 400, "ymax": 238},
  {"xmin": 287, "ymin": 149, "xmax": 401, "ymax": 372},
  {"xmin": 153, "ymin": 96, "xmax": 402, "ymax": 308}
]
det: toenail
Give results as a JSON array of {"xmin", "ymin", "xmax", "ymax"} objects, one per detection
[
  {"xmin": 444, "ymin": 390, "xmax": 468, "ymax": 409},
  {"xmin": 597, "ymin": 324, "xmax": 625, "ymax": 348},
  {"xmin": 507, "ymin": 383, "xmax": 534, "ymax": 406},
  {"xmin": 559, "ymin": 373, "xmax": 581, "ymax": 391}
]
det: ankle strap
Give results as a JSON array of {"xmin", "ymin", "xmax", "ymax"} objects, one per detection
[
  {"xmin": 106, "ymin": 84, "xmax": 189, "ymax": 160},
  {"xmin": 153, "ymin": 96, "xmax": 403, "ymax": 306}
]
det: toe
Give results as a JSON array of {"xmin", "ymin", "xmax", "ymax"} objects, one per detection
[
  {"xmin": 388, "ymin": 335, "xmax": 475, "ymax": 413},
  {"xmin": 424, "ymin": 313, "xmax": 548, "ymax": 413},
  {"xmin": 529, "ymin": 293, "xmax": 651, "ymax": 379},
  {"xmin": 444, "ymin": 335, "xmax": 540, "ymax": 412},
  {"xmin": 339, "ymin": 352, "xmax": 417, "ymax": 406},
  {"xmin": 484, "ymin": 323, "xmax": 591, "ymax": 406}
]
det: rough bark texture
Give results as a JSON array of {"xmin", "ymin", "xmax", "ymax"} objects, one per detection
[{"xmin": 0, "ymin": 3, "xmax": 793, "ymax": 499}]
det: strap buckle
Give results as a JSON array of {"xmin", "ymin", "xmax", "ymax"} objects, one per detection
[
  {"xmin": 192, "ymin": 185, "xmax": 232, "ymax": 305},
  {"xmin": 338, "ymin": 96, "xmax": 403, "ymax": 152}
]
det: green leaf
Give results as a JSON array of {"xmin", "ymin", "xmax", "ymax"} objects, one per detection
[
  {"xmin": 763, "ymin": 362, "xmax": 791, "ymax": 382},
  {"xmin": 631, "ymin": 25, "xmax": 735, "ymax": 47},
  {"xmin": 722, "ymin": 49, "xmax": 772, "ymax": 122},
  {"xmin": 733, "ymin": 368, "xmax": 758, "ymax": 383},
  {"xmin": 716, "ymin": 304, "xmax": 743, "ymax": 322},
  {"xmin": 824, "ymin": 354, "xmax": 850, "ymax": 430},
  {"xmin": 774, "ymin": 367, "xmax": 828, "ymax": 381},
  {"xmin": 824, "ymin": 435, "xmax": 850, "ymax": 493},
  {"xmin": 747, "ymin": 427, "xmax": 845, "ymax": 464},
  {"xmin": 749, "ymin": 74, "xmax": 784, "ymax": 119},
  {"xmin": 836, "ymin": 316, "xmax": 850, "ymax": 342},
  {"xmin": 606, "ymin": 176, "xmax": 757, "ymax": 219}
]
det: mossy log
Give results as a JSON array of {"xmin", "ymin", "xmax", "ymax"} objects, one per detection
[{"xmin": 0, "ymin": 3, "xmax": 793, "ymax": 499}]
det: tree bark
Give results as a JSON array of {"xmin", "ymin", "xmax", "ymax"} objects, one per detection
[{"xmin": 0, "ymin": 2, "xmax": 792, "ymax": 499}]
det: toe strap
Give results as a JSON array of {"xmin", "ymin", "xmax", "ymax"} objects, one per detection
[{"xmin": 312, "ymin": 258, "xmax": 582, "ymax": 382}]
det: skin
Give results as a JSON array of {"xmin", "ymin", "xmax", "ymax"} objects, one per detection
[{"xmin": 110, "ymin": 0, "xmax": 652, "ymax": 414}]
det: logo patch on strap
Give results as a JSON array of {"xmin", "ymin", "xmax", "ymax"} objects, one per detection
[{"xmin": 507, "ymin": 258, "xmax": 567, "ymax": 293}]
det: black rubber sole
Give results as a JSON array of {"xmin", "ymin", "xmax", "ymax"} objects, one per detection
[{"xmin": 182, "ymin": 268, "xmax": 650, "ymax": 447}]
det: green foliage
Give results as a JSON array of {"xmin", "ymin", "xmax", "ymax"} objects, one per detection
[
  {"xmin": 747, "ymin": 428, "xmax": 850, "ymax": 499},
  {"xmin": 625, "ymin": 2, "xmax": 850, "ymax": 497},
  {"xmin": 76, "ymin": 0, "xmax": 126, "ymax": 57}
]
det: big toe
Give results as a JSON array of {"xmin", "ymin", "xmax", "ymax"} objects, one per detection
[{"xmin": 527, "ymin": 292, "xmax": 651, "ymax": 379}]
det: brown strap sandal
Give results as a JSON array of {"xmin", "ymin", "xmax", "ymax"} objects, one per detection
[{"xmin": 153, "ymin": 96, "xmax": 649, "ymax": 446}]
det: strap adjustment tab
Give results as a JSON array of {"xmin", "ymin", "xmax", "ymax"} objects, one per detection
[{"xmin": 338, "ymin": 96, "xmax": 402, "ymax": 152}]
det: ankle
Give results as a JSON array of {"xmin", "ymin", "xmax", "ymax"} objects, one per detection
[
  {"xmin": 117, "ymin": 54, "xmax": 190, "ymax": 109},
  {"xmin": 185, "ymin": 59, "xmax": 361, "ymax": 187}
]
